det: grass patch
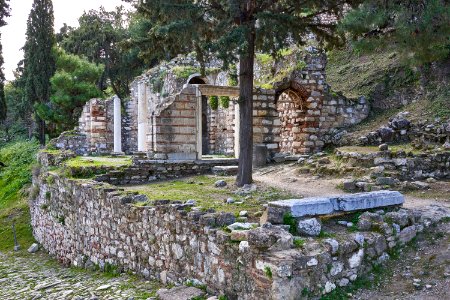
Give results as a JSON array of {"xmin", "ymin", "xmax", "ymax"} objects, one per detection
[
  {"xmin": 123, "ymin": 175, "xmax": 296, "ymax": 216},
  {"xmin": 283, "ymin": 212, "xmax": 297, "ymax": 235},
  {"xmin": 64, "ymin": 156, "xmax": 132, "ymax": 168},
  {"xmin": 0, "ymin": 140, "xmax": 39, "ymax": 252}
]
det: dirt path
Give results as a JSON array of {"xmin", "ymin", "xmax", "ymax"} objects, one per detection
[{"xmin": 253, "ymin": 164, "xmax": 450, "ymax": 209}]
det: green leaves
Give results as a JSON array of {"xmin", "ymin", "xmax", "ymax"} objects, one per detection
[
  {"xmin": 39, "ymin": 48, "xmax": 104, "ymax": 136},
  {"xmin": 339, "ymin": 0, "xmax": 450, "ymax": 66}
]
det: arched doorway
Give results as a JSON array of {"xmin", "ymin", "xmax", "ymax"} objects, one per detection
[
  {"xmin": 187, "ymin": 75, "xmax": 211, "ymax": 155},
  {"xmin": 276, "ymin": 87, "xmax": 308, "ymax": 154}
]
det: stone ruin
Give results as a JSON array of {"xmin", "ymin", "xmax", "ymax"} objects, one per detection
[
  {"xmin": 51, "ymin": 48, "xmax": 369, "ymax": 163},
  {"xmin": 30, "ymin": 150, "xmax": 450, "ymax": 299}
]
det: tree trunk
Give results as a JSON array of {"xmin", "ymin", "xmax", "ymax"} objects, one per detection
[
  {"xmin": 236, "ymin": 21, "xmax": 256, "ymax": 187},
  {"xmin": 37, "ymin": 115, "xmax": 46, "ymax": 145}
]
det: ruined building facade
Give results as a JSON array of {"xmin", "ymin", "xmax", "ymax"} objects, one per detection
[{"xmin": 52, "ymin": 48, "xmax": 369, "ymax": 160}]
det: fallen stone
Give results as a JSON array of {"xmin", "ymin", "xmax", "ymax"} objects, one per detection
[
  {"xmin": 297, "ymin": 218, "xmax": 321, "ymax": 237},
  {"xmin": 214, "ymin": 180, "xmax": 227, "ymax": 188},
  {"xmin": 399, "ymin": 226, "xmax": 417, "ymax": 245},
  {"xmin": 376, "ymin": 177, "xmax": 396, "ymax": 186},
  {"xmin": 411, "ymin": 181, "xmax": 430, "ymax": 190},
  {"xmin": 349, "ymin": 249, "xmax": 364, "ymax": 268},
  {"xmin": 28, "ymin": 243, "xmax": 39, "ymax": 253},
  {"xmin": 239, "ymin": 210, "xmax": 248, "ymax": 217},
  {"xmin": 343, "ymin": 180, "xmax": 356, "ymax": 191},
  {"xmin": 227, "ymin": 222, "xmax": 257, "ymax": 231},
  {"xmin": 157, "ymin": 286, "xmax": 205, "ymax": 300},
  {"xmin": 95, "ymin": 284, "xmax": 112, "ymax": 291},
  {"xmin": 230, "ymin": 230, "xmax": 249, "ymax": 241},
  {"xmin": 379, "ymin": 144, "xmax": 389, "ymax": 151}
]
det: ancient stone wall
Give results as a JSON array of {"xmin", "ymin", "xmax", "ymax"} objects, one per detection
[
  {"xmin": 77, "ymin": 98, "xmax": 114, "ymax": 154},
  {"xmin": 30, "ymin": 151, "xmax": 450, "ymax": 299},
  {"xmin": 206, "ymin": 103, "xmax": 237, "ymax": 155}
]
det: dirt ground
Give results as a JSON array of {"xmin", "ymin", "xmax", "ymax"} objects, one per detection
[{"xmin": 253, "ymin": 163, "xmax": 450, "ymax": 209}]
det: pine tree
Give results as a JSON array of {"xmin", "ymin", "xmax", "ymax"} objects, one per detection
[
  {"xmin": 339, "ymin": 0, "xmax": 450, "ymax": 66},
  {"xmin": 127, "ymin": 0, "xmax": 361, "ymax": 186},
  {"xmin": 0, "ymin": 0, "xmax": 10, "ymax": 124},
  {"xmin": 23, "ymin": 0, "xmax": 56, "ymax": 145}
]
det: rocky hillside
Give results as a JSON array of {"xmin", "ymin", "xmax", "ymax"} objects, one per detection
[{"xmin": 326, "ymin": 47, "xmax": 450, "ymax": 122}]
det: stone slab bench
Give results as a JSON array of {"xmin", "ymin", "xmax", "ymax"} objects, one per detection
[{"xmin": 267, "ymin": 191, "xmax": 404, "ymax": 224}]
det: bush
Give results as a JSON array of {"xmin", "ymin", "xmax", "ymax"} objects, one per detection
[
  {"xmin": 219, "ymin": 96, "xmax": 230, "ymax": 108},
  {"xmin": 209, "ymin": 95, "xmax": 219, "ymax": 110}
]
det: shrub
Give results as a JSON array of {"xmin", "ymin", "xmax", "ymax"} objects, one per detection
[{"xmin": 209, "ymin": 96, "xmax": 219, "ymax": 110}]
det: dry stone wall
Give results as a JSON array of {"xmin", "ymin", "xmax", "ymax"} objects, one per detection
[{"xmin": 30, "ymin": 151, "xmax": 450, "ymax": 299}]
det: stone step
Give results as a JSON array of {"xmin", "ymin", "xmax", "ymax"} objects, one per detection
[
  {"xmin": 267, "ymin": 190, "xmax": 404, "ymax": 223},
  {"xmin": 212, "ymin": 165, "xmax": 239, "ymax": 176}
]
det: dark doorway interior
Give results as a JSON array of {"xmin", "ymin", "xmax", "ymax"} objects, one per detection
[
  {"xmin": 188, "ymin": 76, "xmax": 206, "ymax": 84},
  {"xmin": 201, "ymin": 96, "xmax": 209, "ymax": 155}
]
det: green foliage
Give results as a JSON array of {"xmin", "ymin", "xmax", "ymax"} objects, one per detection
[
  {"xmin": 219, "ymin": 96, "xmax": 230, "ymax": 109},
  {"xmin": 0, "ymin": 140, "xmax": 39, "ymax": 210},
  {"xmin": 339, "ymin": 0, "xmax": 450, "ymax": 66},
  {"xmin": 228, "ymin": 64, "xmax": 238, "ymax": 86},
  {"xmin": 283, "ymin": 212, "xmax": 297, "ymax": 235},
  {"xmin": 0, "ymin": 0, "xmax": 11, "ymax": 124},
  {"xmin": 428, "ymin": 84, "xmax": 450, "ymax": 119},
  {"xmin": 59, "ymin": 6, "xmax": 146, "ymax": 98},
  {"xmin": 264, "ymin": 266, "xmax": 273, "ymax": 279},
  {"xmin": 36, "ymin": 48, "xmax": 103, "ymax": 137},
  {"xmin": 103, "ymin": 262, "xmax": 120, "ymax": 277},
  {"xmin": 173, "ymin": 66, "xmax": 200, "ymax": 79},
  {"xmin": 0, "ymin": 140, "xmax": 39, "ymax": 251},
  {"xmin": 293, "ymin": 238, "xmax": 305, "ymax": 248},
  {"xmin": 23, "ymin": 0, "xmax": 56, "ymax": 144},
  {"xmin": 209, "ymin": 96, "xmax": 219, "ymax": 110}
]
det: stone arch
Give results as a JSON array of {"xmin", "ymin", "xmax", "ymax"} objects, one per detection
[
  {"xmin": 276, "ymin": 84, "xmax": 309, "ymax": 154},
  {"xmin": 187, "ymin": 73, "xmax": 208, "ymax": 84}
]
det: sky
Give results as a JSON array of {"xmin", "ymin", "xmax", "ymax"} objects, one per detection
[{"xmin": 0, "ymin": 0, "xmax": 132, "ymax": 81}]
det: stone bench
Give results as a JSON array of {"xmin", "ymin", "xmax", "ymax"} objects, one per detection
[{"xmin": 267, "ymin": 191, "xmax": 404, "ymax": 223}]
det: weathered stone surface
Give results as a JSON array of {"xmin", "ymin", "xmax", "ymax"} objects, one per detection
[
  {"xmin": 27, "ymin": 243, "xmax": 39, "ymax": 254},
  {"xmin": 214, "ymin": 180, "xmax": 227, "ymax": 188},
  {"xmin": 268, "ymin": 191, "xmax": 404, "ymax": 223},
  {"xmin": 157, "ymin": 286, "xmax": 205, "ymax": 300},
  {"xmin": 297, "ymin": 218, "xmax": 322, "ymax": 237},
  {"xmin": 399, "ymin": 226, "xmax": 417, "ymax": 245},
  {"xmin": 268, "ymin": 197, "xmax": 335, "ymax": 220},
  {"xmin": 212, "ymin": 166, "xmax": 238, "ymax": 176},
  {"xmin": 337, "ymin": 191, "xmax": 404, "ymax": 211}
]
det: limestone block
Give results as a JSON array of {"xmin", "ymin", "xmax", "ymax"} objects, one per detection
[{"xmin": 338, "ymin": 191, "xmax": 404, "ymax": 212}]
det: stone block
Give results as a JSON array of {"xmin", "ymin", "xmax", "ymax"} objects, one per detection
[
  {"xmin": 268, "ymin": 191, "xmax": 404, "ymax": 223},
  {"xmin": 338, "ymin": 191, "xmax": 404, "ymax": 212}
]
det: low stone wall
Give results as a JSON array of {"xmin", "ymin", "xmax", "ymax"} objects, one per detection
[
  {"xmin": 94, "ymin": 157, "xmax": 239, "ymax": 185},
  {"xmin": 336, "ymin": 149, "xmax": 450, "ymax": 181},
  {"xmin": 30, "ymin": 151, "xmax": 450, "ymax": 299}
]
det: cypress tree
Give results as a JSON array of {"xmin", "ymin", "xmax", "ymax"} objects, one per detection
[
  {"xmin": 23, "ymin": 0, "xmax": 56, "ymax": 145},
  {"xmin": 0, "ymin": 0, "xmax": 10, "ymax": 124}
]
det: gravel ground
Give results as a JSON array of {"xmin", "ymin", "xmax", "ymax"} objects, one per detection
[{"xmin": 0, "ymin": 251, "xmax": 159, "ymax": 300}]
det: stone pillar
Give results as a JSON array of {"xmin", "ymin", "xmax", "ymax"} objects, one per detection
[
  {"xmin": 195, "ymin": 86, "xmax": 202, "ymax": 159},
  {"xmin": 137, "ymin": 83, "xmax": 148, "ymax": 152},
  {"xmin": 234, "ymin": 103, "xmax": 240, "ymax": 158},
  {"xmin": 113, "ymin": 96, "xmax": 122, "ymax": 153}
]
